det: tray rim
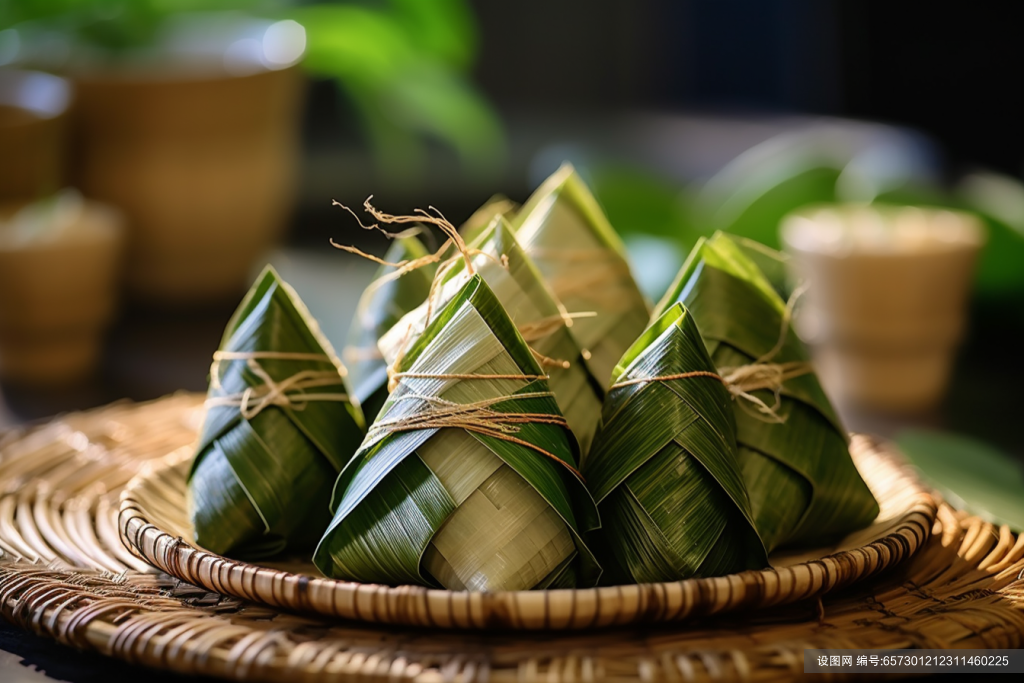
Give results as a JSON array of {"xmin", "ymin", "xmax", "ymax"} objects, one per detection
[{"xmin": 118, "ymin": 434, "xmax": 937, "ymax": 630}]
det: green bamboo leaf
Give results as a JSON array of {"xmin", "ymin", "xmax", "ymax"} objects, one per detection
[
  {"xmin": 654, "ymin": 233, "xmax": 878, "ymax": 551},
  {"xmin": 585, "ymin": 303, "xmax": 766, "ymax": 584},
  {"xmin": 315, "ymin": 275, "xmax": 601, "ymax": 590},
  {"xmin": 188, "ymin": 266, "xmax": 366, "ymax": 559},
  {"xmin": 379, "ymin": 217, "xmax": 605, "ymax": 457},
  {"xmin": 897, "ymin": 430, "xmax": 1024, "ymax": 532},
  {"xmin": 343, "ymin": 236, "xmax": 437, "ymax": 420},
  {"xmin": 512, "ymin": 163, "xmax": 651, "ymax": 387}
]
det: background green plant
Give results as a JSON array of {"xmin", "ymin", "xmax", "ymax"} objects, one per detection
[{"xmin": 0, "ymin": 0, "xmax": 504, "ymax": 175}]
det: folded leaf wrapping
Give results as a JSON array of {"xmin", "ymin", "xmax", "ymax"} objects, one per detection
[
  {"xmin": 584, "ymin": 303, "xmax": 766, "ymax": 584},
  {"xmin": 654, "ymin": 233, "xmax": 878, "ymax": 551},
  {"xmin": 189, "ymin": 266, "xmax": 366, "ymax": 558},
  {"xmin": 343, "ymin": 236, "xmax": 438, "ymax": 421},
  {"xmin": 513, "ymin": 163, "xmax": 650, "ymax": 387},
  {"xmin": 380, "ymin": 217, "xmax": 605, "ymax": 457},
  {"xmin": 315, "ymin": 275, "xmax": 601, "ymax": 590}
]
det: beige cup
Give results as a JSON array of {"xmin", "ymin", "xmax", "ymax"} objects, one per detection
[
  {"xmin": 0, "ymin": 195, "xmax": 124, "ymax": 384},
  {"xmin": 71, "ymin": 65, "xmax": 303, "ymax": 304},
  {"xmin": 781, "ymin": 204, "xmax": 985, "ymax": 413}
]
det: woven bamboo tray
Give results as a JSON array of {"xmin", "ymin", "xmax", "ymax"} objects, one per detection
[
  {"xmin": 1, "ymin": 395, "xmax": 1023, "ymax": 682},
  {"xmin": 117, "ymin": 418, "xmax": 936, "ymax": 631}
]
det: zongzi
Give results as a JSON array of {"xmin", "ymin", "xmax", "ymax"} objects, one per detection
[
  {"xmin": 189, "ymin": 266, "xmax": 365, "ymax": 558},
  {"xmin": 654, "ymin": 232, "xmax": 879, "ymax": 551},
  {"xmin": 584, "ymin": 303, "xmax": 766, "ymax": 584},
  {"xmin": 314, "ymin": 275, "xmax": 601, "ymax": 590}
]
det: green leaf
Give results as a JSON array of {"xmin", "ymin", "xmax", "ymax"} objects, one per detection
[
  {"xmin": 512, "ymin": 163, "xmax": 651, "ymax": 387},
  {"xmin": 696, "ymin": 160, "xmax": 841, "ymax": 250},
  {"xmin": 655, "ymin": 234, "xmax": 878, "ymax": 551},
  {"xmin": 956, "ymin": 173, "xmax": 1024, "ymax": 300},
  {"xmin": 585, "ymin": 303, "xmax": 766, "ymax": 584},
  {"xmin": 381, "ymin": 61, "xmax": 506, "ymax": 173},
  {"xmin": 293, "ymin": 5, "xmax": 418, "ymax": 84},
  {"xmin": 897, "ymin": 429, "xmax": 1024, "ymax": 532},
  {"xmin": 287, "ymin": 1, "xmax": 504, "ymax": 175},
  {"xmin": 343, "ymin": 235, "xmax": 437, "ymax": 420},
  {"xmin": 390, "ymin": 0, "xmax": 478, "ymax": 69},
  {"xmin": 315, "ymin": 275, "xmax": 602, "ymax": 590},
  {"xmin": 188, "ymin": 266, "xmax": 365, "ymax": 559}
]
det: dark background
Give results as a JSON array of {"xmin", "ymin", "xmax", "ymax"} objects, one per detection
[
  {"xmin": 468, "ymin": 0, "xmax": 1022, "ymax": 176},
  {"xmin": 294, "ymin": 0, "xmax": 1023, "ymax": 244}
]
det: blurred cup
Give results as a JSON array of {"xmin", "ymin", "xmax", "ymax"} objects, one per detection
[
  {"xmin": 781, "ymin": 204, "xmax": 985, "ymax": 413},
  {"xmin": 0, "ymin": 192, "xmax": 124, "ymax": 384},
  {"xmin": 0, "ymin": 68, "xmax": 71, "ymax": 200},
  {"xmin": 72, "ymin": 64, "xmax": 302, "ymax": 304}
]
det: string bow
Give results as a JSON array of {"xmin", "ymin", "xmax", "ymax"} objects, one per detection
[{"xmin": 206, "ymin": 351, "xmax": 350, "ymax": 420}]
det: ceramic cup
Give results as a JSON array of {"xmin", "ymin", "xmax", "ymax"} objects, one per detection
[{"xmin": 781, "ymin": 204, "xmax": 985, "ymax": 413}]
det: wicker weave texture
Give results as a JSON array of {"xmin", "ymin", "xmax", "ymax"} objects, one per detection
[
  {"xmin": 118, "ymin": 432, "xmax": 936, "ymax": 630},
  {"xmin": 0, "ymin": 396, "xmax": 1022, "ymax": 683}
]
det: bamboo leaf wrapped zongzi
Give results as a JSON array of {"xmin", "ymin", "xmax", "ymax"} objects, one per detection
[
  {"xmin": 189, "ymin": 266, "xmax": 366, "ymax": 558},
  {"xmin": 584, "ymin": 303, "xmax": 766, "ymax": 584},
  {"xmin": 314, "ymin": 275, "xmax": 601, "ymax": 590},
  {"xmin": 513, "ymin": 163, "xmax": 650, "ymax": 386},
  {"xmin": 380, "ymin": 216, "xmax": 606, "ymax": 457},
  {"xmin": 654, "ymin": 232, "xmax": 879, "ymax": 551}
]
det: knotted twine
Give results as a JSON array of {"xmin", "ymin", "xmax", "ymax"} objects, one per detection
[
  {"xmin": 330, "ymin": 197, "xmax": 496, "ymax": 308},
  {"xmin": 205, "ymin": 351, "xmax": 350, "ymax": 420},
  {"xmin": 372, "ymin": 371, "xmax": 584, "ymax": 481},
  {"xmin": 611, "ymin": 362, "xmax": 812, "ymax": 423},
  {"xmin": 611, "ymin": 283, "xmax": 812, "ymax": 423}
]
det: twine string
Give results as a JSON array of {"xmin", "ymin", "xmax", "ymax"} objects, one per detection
[
  {"xmin": 610, "ymin": 283, "xmax": 813, "ymax": 423},
  {"xmin": 528, "ymin": 346, "xmax": 571, "ymax": 370},
  {"xmin": 375, "ymin": 373, "xmax": 582, "ymax": 480},
  {"xmin": 610, "ymin": 363, "xmax": 813, "ymax": 423},
  {"xmin": 753, "ymin": 280, "xmax": 809, "ymax": 365},
  {"xmin": 205, "ymin": 352, "xmax": 349, "ymax": 420},
  {"xmin": 330, "ymin": 196, "xmax": 498, "ymax": 290}
]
